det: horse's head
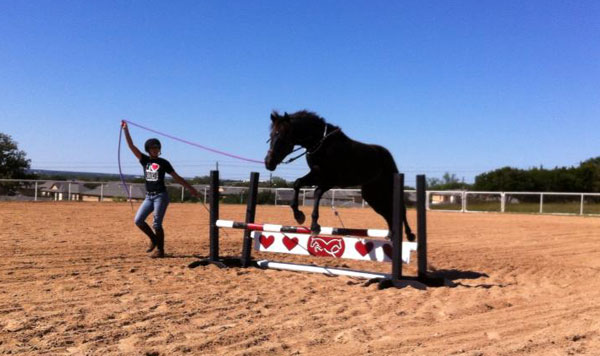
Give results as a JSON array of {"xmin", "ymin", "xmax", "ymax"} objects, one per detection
[{"xmin": 265, "ymin": 111, "xmax": 295, "ymax": 171}]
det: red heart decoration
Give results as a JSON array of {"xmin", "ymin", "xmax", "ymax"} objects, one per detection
[
  {"xmin": 259, "ymin": 235, "xmax": 275, "ymax": 249},
  {"xmin": 282, "ymin": 236, "xmax": 299, "ymax": 251},
  {"xmin": 383, "ymin": 244, "xmax": 393, "ymax": 259},
  {"xmin": 151, "ymin": 163, "xmax": 159, "ymax": 171},
  {"xmin": 355, "ymin": 241, "xmax": 374, "ymax": 256}
]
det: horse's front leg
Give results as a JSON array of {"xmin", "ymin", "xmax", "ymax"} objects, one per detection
[
  {"xmin": 290, "ymin": 171, "xmax": 318, "ymax": 225},
  {"xmin": 310, "ymin": 186, "xmax": 331, "ymax": 234}
]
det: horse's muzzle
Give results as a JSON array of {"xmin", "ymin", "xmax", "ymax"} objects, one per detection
[
  {"xmin": 265, "ymin": 152, "xmax": 277, "ymax": 171},
  {"xmin": 265, "ymin": 160, "xmax": 277, "ymax": 171}
]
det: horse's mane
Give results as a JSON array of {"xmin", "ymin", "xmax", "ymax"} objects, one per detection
[
  {"xmin": 288, "ymin": 110, "xmax": 324, "ymax": 123},
  {"xmin": 271, "ymin": 110, "xmax": 324, "ymax": 123},
  {"xmin": 271, "ymin": 110, "xmax": 340, "ymax": 135}
]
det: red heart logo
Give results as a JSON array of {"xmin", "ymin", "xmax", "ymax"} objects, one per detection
[
  {"xmin": 282, "ymin": 236, "xmax": 299, "ymax": 251},
  {"xmin": 383, "ymin": 244, "xmax": 393, "ymax": 259},
  {"xmin": 259, "ymin": 235, "xmax": 275, "ymax": 249},
  {"xmin": 151, "ymin": 163, "xmax": 159, "ymax": 171},
  {"xmin": 355, "ymin": 241, "xmax": 374, "ymax": 256}
]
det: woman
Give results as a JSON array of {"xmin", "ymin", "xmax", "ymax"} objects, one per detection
[{"xmin": 122, "ymin": 121, "xmax": 199, "ymax": 258}]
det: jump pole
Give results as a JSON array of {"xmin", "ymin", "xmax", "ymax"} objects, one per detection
[{"xmin": 219, "ymin": 221, "xmax": 390, "ymax": 238}]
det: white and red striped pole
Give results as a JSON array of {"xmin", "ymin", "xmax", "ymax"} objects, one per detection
[{"xmin": 215, "ymin": 220, "xmax": 390, "ymax": 239}]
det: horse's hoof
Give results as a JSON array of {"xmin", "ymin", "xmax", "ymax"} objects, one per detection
[
  {"xmin": 293, "ymin": 210, "xmax": 306, "ymax": 225},
  {"xmin": 311, "ymin": 224, "xmax": 321, "ymax": 235},
  {"xmin": 406, "ymin": 232, "xmax": 416, "ymax": 242}
]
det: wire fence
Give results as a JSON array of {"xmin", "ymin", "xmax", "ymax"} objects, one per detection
[{"xmin": 2, "ymin": 179, "xmax": 600, "ymax": 216}]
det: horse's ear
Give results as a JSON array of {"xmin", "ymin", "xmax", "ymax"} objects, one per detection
[
  {"xmin": 270, "ymin": 111, "xmax": 279, "ymax": 122},
  {"xmin": 283, "ymin": 112, "xmax": 290, "ymax": 121}
]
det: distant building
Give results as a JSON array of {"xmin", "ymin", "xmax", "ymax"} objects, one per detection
[
  {"xmin": 41, "ymin": 182, "xmax": 86, "ymax": 201},
  {"xmin": 82, "ymin": 183, "xmax": 146, "ymax": 202},
  {"xmin": 40, "ymin": 181, "xmax": 146, "ymax": 201}
]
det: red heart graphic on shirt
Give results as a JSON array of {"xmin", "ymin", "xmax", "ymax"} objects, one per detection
[
  {"xmin": 282, "ymin": 236, "xmax": 299, "ymax": 251},
  {"xmin": 355, "ymin": 241, "xmax": 374, "ymax": 256},
  {"xmin": 151, "ymin": 163, "xmax": 159, "ymax": 171},
  {"xmin": 259, "ymin": 235, "xmax": 275, "ymax": 249}
]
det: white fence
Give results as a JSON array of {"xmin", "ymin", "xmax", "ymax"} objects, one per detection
[
  {"xmin": 2, "ymin": 179, "xmax": 600, "ymax": 216},
  {"xmin": 426, "ymin": 190, "xmax": 600, "ymax": 216},
  {"xmin": 0, "ymin": 179, "xmax": 212, "ymax": 203}
]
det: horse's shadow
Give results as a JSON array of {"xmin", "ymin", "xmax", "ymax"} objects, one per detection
[{"xmin": 428, "ymin": 269, "xmax": 509, "ymax": 289}]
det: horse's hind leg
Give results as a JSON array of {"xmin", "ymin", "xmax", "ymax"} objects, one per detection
[
  {"xmin": 401, "ymin": 203, "xmax": 416, "ymax": 242},
  {"xmin": 361, "ymin": 182, "xmax": 393, "ymax": 229},
  {"xmin": 361, "ymin": 182, "xmax": 416, "ymax": 241},
  {"xmin": 310, "ymin": 186, "xmax": 331, "ymax": 234}
]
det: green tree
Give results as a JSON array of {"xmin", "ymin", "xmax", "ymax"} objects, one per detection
[
  {"xmin": 270, "ymin": 176, "xmax": 292, "ymax": 188},
  {"xmin": 190, "ymin": 175, "xmax": 211, "ymax": 185},
  {"xmin": 473, "ymin": 157, "xmax": 600, "ymax": 193},
  {"xmin": 575, "ymin": 157, "xmax": 600, "ymax": 192},
  {"xmin": 0, "ymin": 133, "xmax": 32, "ymax": 179},
  {"xmin": 427, "ymin": 172, "xmax": 470, "ymax": 190},
  {"xmin": 474, "ymin": 167, "xmax": 533, "ymax": 191}
]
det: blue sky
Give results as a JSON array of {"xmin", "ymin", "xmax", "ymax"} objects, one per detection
[{"xmin": 1, "ymin": 1, "xmax": 599, "ymax": 185}]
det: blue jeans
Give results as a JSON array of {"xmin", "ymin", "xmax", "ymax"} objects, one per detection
[{"xmin": 134, "ymin": 191, "xmax": 170, "ymax": 230}]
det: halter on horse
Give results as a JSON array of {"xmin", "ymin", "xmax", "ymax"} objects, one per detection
[{"xmin": 264, "ymin": 110, "xmax": 416, "ymax": 241}]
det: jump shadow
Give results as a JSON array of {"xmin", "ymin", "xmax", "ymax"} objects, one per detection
[
  {"xmin": 187, "ymin": 255, "xmax": 245, "ymax": 269},
  {"xmin": 161, "ymin": 254, "xmax": 206, "ymax": 260},
  {"xmin": 186, "ymin": 256, "xmax": 504, "ymax": 290}
]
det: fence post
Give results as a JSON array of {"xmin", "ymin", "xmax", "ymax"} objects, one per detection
[
  {"xmin": 391, "ymin": 173, "xmax": 404, "ymax": 282},
  {"xmin": 204, "ymin": 187, "xmax": 208, "ymax": 204},
  {"xmin": 331, "ymin": 189, "xmax": 336, "ymax": 207},
  {"xmin": 302, "ymin": 189, "xmax": 306, "ymax": 207},
  {"xmin": 68, "ymin": 182, "xmax": 72, "ymax": 201},
  {"xmin": 461, "ymin": 191, "xmax": 466, "ymax": 212},
  {"xmin": 580, "ymin": 194, "xmax": 585, "ymax": 215},
  {"xmin": 500, "ymin": 192, "xmax": 505, "ymax": 213},
  {"xmin": 274, "ymin": 189, "xmax": 278, "ymax": 206},
  {"xmin": 181, "ymin": 186, "xmax": 185, "ymax": 202},
  {"xmin": 425, "ymin": 191, "xmax": 430, "ymax": 210},
  {"xmin": 129, "ymin": 185, "xmax": 133, "ymax": 203},
  {"xmin": 540, "ymin": 193, "xmax": 544, "ymax": 214},
  {"xmin": 241, "ymin": 172, "xmax": 259, "ymax": 268},
  {"xmin": 34, "ymin": 181, "xmax": 38, "ymax": 201},
  {"xmin": 209, "ymin": 170, "xmax": 220, "ymax": 262},
  {"xmin": 416, "ymin": 175, "xmax": 427, "ymax": 280},
  {"xmin": 100, "ymin": 184, "xmax": 104, "ymax": 202}
]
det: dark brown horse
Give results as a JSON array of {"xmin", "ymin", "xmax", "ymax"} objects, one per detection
[{"xmin": 264, "ymin": 110, "xmax": 415, "ymax": 240}]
